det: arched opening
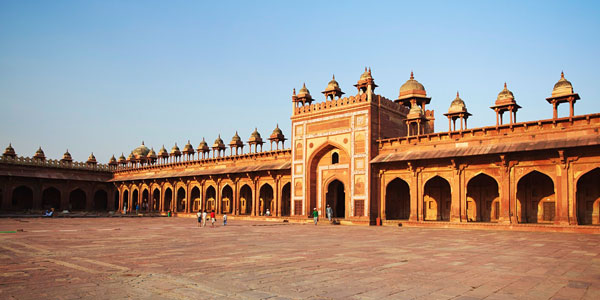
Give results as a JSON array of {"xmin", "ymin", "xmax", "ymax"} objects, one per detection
[
  {"xmin": 93, "ymin": 190, "xmax": 108, "ymax": 211},
  {"xmin": 326, "ymin": 179, "xmax": 345, "ymax": 219},
  {"xmin": 12, "ymin": 186, "xmax": 33, "ymax": 210},
  {"xmin": 466, "ymin": 174, "xmax": 500, "ymax": 222},
  {"xmin": 123, "ymin": 190, "xmax": 129, "ymax": 211},
  {"xmin": 385, "ymin": 178, "xmax": 410, "ymax": 220},
  {"xmin": 259, "ymin": 184, "xmax": 274, "ymax": 216},
  {"xmin": 132, "ymin": 190, "xmax": 139, "ymax": 211},
  {"xmin": 141, "ymin": 189, "xmax": 149, "ymax": 211},
  {"xmin": 517, "ymin": 171, "xmax": 555, "ymax": 223},
  {"xmin": 221, "ymin": 185, "xmax": 233, "ymax": 214},
  {"xmin": 206, "ymin": 186, "xmax": 216, "ymax": 212},
  {"xmin": 281, "ymin": 182, "xmax": 291, "ymax": 216},
  {"xmin": 113, "ymin": 192, "xmax": 119, "ymax": 211},
  {"xmin": 164, "ymin": 188, "xmax": 172, "ymax": 212},
  {"xmin": 69, "ymin": 189, "xmax": 87, "ymax": 211},
  {"xmin": 331, "ymin": 152, "xmax": 339, "ymax": 164},
  {"xmin": 577, "ymin": 168, "xmax": 600, "ymax": 225},
  {"xmin": 176, "ymin": 187, "xmax": 186, "ymax": 212},
  {"xmin": 308, "ymin": 143, "xmax": 350, "ymax": 216},
  {"xmin": 42, "ymin": 187, "xmax": 61, "ymax": 210},
  {"xmin": 423, "ymin": 176, "xmax": 451, "ymax": 221},
  {"xmin": 239, "ymin": 184, "xmax": 252, "ymax": 215},
  {"xmin": 152, "ymin": 188, "xmax": 160, "ymax": 211},
  {"xmin": 191, "ymin": 186, "xmax": 201, "ymax": 212}
]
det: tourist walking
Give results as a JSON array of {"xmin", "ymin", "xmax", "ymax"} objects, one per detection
[
  {"xmin": 135, "ymin": 204, "xmax": 139, "ymax": 214},
  {"xmin": 326, "ymin": 204, "xmax": 333, "ymax": 222},
  {"xmin": 313, "ymin": 208, "xmax": 318, "ymax": 225},
  {"xmin": 201, "ymin": 210, "xmax": 207, "ymax": 227},
  {"xmin": 223, "ymin": 213, "xmax": 227, "ymax": 226},
  {"xmin": 210, "ymin": 210, "xmax": 216, "ymax": 227},
  {"xmin": 197, "ymin": 210, "xmax": 202, "ymax": 227}
]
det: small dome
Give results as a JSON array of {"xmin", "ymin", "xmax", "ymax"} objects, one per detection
[
  {"xmin": 214, "ymin": 135, "xmax": 224, "ymax": 145},
  {"xmin": 248, "ymin": 128, "xmax": 264, "ymax": 144},
  {"xmin": 197, "ymin": 138, "xmax": 209, "ymax": 152},
  {"xmin": 297, "ymin": 83, "xmax": 311, "ymax": 97},
  {"xmin": 109, "ymin": 155, "xmax": 117, "ymax": 165},
  {"xmin": 118, "ymin": 153, "xmax": 127, "ymax": 163},
  {"xmin": 183, "ymin": 140, "xmax": 195, "ymax": 154},
  {"xmin": 495, "ymin": 82, "xmax": 516, "ymax": 106},
  {"xmin": 147, "ymin": 148, "xmax": 157, "ymax": 159},
  {"xmin": 34, "ymin": 146, "xmax": 46, "ymax": 160},
  {"xmin": 158, "ymin": 145, "xmax": 168, "ymax": 158},
  {"xmin": 448, "ymin": 91, "xmax": 468, "ymax": 114},
  {"xmin": 3, "ymin": 143, "xmax": 16, "ymax": 157},
  {"xmin": 62, "ymin": 149, "xmax": 73, "ymax": 162},
  {"xmin": 360, "ymin": 67, "xmax": 372, "ymax": 80},
  {"xmin": 170, "ymin": 143, "xmax": 181, "ymax": 156},
  {"xmin": 295, "ymin": 83, "xmax": 314, "ymax": 103},
  {"xmin": 269, "ymin": 124, "xmax": 285, "ymax": 141},
  {"xmin": 127, "ymin": 152, "xmax": 136, "ymax": 162},
  {"xmin": 86, "ymin": 153, "xmax": 97, "ymax": 164},
  {"xmin": 132, "ymin": 141, "xmax": 150, "ymax": 157},
  {"xmin": 398, "ymin": 71, "xmax": 426, "ymax": 100},
  {"xmin": 552, "ymin": 71, "xmax": 574, "ymax": 97},
  {"xmin": 271, "ymin": 124, "xmax": 283, "ymax": 136},
  {"xmin": 231, "ymin": 132, "xmax": 241, "ymax": 142}
]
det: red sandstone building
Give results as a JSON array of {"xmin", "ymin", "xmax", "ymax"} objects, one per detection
[{"xmin": 1, "ymin": 70, "xmax": 599, "ymax": 232}]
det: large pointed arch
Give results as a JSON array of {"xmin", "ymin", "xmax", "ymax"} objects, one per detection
[
  {"xmin": 259, "ymin": 183, "xmax": 274, "ymax": 216},
  {"xmin": 516, "ymin": 170, "xmax": 555, "ymax": 223},
  {"xmin": 385, "ymin": 177, "xmax": 410, "ymax": 220},
  {"xmin": 423, "ymin": 176, "xmax": 451, "ymax": 221},
  {"xmin": 239, "ymin": 184, "xmax": 252, "ymax": 215},
  {"xmin": 306, "ymin": 141, "xmax": 350, "ymax": 216},
  {"xmin": 466, "ymin": 173, "xmax": 499, "ymax": 222},
  {"xmin": 577, "ymin": 167, "xmax": 600, "ymax": 225},
  {"xmin": 221, "ymin": 184, "xmax": 233, "ymax": 214}
]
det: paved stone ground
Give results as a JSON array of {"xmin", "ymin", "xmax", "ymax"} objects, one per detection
[{"xmin": 1, "ymin": 218, "xmax": 599, "ymax": 300}]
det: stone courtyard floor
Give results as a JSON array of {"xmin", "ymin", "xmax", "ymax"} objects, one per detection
[{"xmin": 0, "ymin": 218, "xmax": 599, "ymax": 300}]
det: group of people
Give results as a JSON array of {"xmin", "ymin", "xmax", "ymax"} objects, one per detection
[
  {"xmin": 196, "ymin": 210, "xmax": 227, "ymax": 227},
  {"xmin": 312, "ymin": 204, "xmax": 334, "ymax": 225}
]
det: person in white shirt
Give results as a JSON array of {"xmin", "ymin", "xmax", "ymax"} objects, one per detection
[{"xmin": 201, "ymin": 210, "xmax": 207, "ymax": 227}]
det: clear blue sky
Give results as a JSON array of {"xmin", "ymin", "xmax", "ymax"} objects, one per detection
[{"xmin": 1, "ymin": 0, "xmax": 599, "ymax": 163}]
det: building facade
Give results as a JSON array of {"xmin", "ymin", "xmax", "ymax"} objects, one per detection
[{"xmin": 2, "ymin": 70, "xmax": 599, "ymax": 231}]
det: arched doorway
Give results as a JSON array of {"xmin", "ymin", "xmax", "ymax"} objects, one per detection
[
  {"xmin": 206, "ymin": 186, "xmax": 216, "ymax": 212},
  {"xmin": 141, "ymin": 189, "xmax": 149, "ymax": 211},
  {"xmin": 191, "ymin": 187, "xmax": 201, "ymax": 212},
  {"xmin": 69, "ymin": 189, "xmax": 86, "ymax": 211},
  {"xmin": 93, "ymin": 190, "xmax": 108, "ymax": 211},
  {"xmin": 114, "ymin": 192, "xmax": 119, "ymax": 211},
  {"xmin": 123, "ymin": 190, "xmax": 129, "ymax": 211},
  {"xmin": 517, "ymin": 171, "xmax": 555, "ymax": 223},
  {"xmin": 466, "ymin": 174, "xmax": 500, "ymax": 222},
  {"xmin": 12, "ymin": 186, "xmax": 33, "ymax": 210},
  {"xmin": 132, "ymin": 190, "xmax": 139, "ymax": 211},
  {"xmin": 308, "ymin": 143, "xmax": 350, "ymax": 216},
  {"xmin": 152, "ymin": 188, "xmax": 160, "ymax": 211},
  {"xmin": 239, "ymin": 184, "xmax": 252, "ymax": 215},
  {"xmin": 221, "ymin": 185, "xmax": 233, "ymax": 214},
  {"xmin": 385, "ymin": 178, "xmax": 410, "ymax": 220},
  {"xmin": 42, "ymin": 187, "xmax": 61, "ymax": 210},
  {"xmin": 164, "ymin": 188, "xmax": 173, "ymax": 212},
  {"xmin": 577, "ymin": 168, "xmax": 600, "ymax": 225},
  {"xmin": 281, "ymin": 182, "xmax": 291, "ymax": 216},
  {"xmin": 176, "ymin": 187, "xmax": 186, "ymax": 212},
  {"xmin": 423, "ymin": 176, "xmax": 451, "ymax": 221},
  {"xmin": 259, "ymin": 184, "xmax": 273, "ymax": 216},
  {"xmin": 326, "ymin": 180, "xmax": 345, "ymax": 219}
]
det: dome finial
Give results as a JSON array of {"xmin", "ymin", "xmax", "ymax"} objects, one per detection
[
  {"xmin": 410, "ymin": 71, "xmax": 414, "ymax": 80},
  {"xmin": 332, "ymin": 74, "xmax": 335, "ymax": 80},
  {"xmin": 368, "ymin": 67, "xmax": 371, "ymax": 73},
  {"xmin": 504, "ymin": 82, "xmax": 507, "ymax": 89},
  {"xmin": 142, "ymin": 141, "xmax": 144, "ymax": 145},
  {"xmin": 293, "ymin": 88, "xmax": 296, "ymax": 95},
  {"xmin": 561, "ymin": 71, "xmax": 564, "ymax": 79},
  {"xmin": 365, "ymin": 66, "xmax": 367, "ymax": 72},
  {"xmin": 457, "ymin": 91, "xmax": 459, "ymax": 97},
  {"xmin": 302, "ymin": 82, "xmax": 306, "ymax": 88}
]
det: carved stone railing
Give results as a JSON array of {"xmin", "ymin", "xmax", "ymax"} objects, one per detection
[{"xmin": 0, "ymin": 156, "xmax": 113, "ymax": 172}]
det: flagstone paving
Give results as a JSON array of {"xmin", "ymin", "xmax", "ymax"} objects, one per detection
[{"xmin": 0, "ymin": 218, "xmax": 599, "ymax": 300}]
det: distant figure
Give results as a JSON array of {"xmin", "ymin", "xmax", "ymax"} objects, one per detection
[
  {"xmin": 223, "ymin": 213, "xmax": 227, "ymax": 226},
  {"xmin": 167, "ymin": 210, "xmax": 172, "ymax": 217},
  {"xmin": 123, "ymin": 205, "xmax": 127, "ymax": 215},
  {"xmin": 210, "ymin": 210, "xmax": 216, "ymax": 227},
  {"xmin": 201, "ymin": 210, "xmax": 207, "ymax": 227},
  {"xmin": 197, "ymin": 210, "xmax": 202, "ymax": 227},
  {"xmin": 265, "ymin": 209, "xmax": 271, "ymax": 216},
  {"xmin": 326, "ymin": 204, "xmax": 333, "ymax": 222},
  {"xmin": 135, "ymin": 204, "xmax": 139, "ymax": 214},
  {"xmin": 313, "ymin": 208, "xmax": 318, "ymax": 225},
  {"xmin": 43, "ymin": 208, "xmax": 54, "ymax": 217}
]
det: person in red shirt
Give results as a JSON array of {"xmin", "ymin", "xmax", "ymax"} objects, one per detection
[{"xmin": 210, "ymin": 210, "xmax": 216, "ymax": 228}]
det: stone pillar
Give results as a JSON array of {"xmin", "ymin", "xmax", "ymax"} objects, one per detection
[
  {"xmin": 555, "ymin": 162, "xmax": 570, "ymax": 225},
  {"xmin": 61, "ymin": 187, "xmax": 69, "ymax": 212},
  {"xmin": 409, "ymin": 170, "xmax": 420, "ymax": 221},
  {"xmin": 450, "ymin": 169, "xmax": 461, "ymax": 223},
  {"xmin": 1, "ymin": 184, "xmax": 10, "ymax": 210},
  {"xmin": 186, "ymin": 182, "xmax": 192, "ymax": 214},
  {"xmin": 32, "ymin": 181, "xmax": 42, "ymax": 210},
  {"xmin": 380, "ymin": 170, "xmax": 386, "ymax": 221},
  {"xmin": 85, "ymin": 188, "xmax": 93, "ymax": 211},
  {"xmin": 275, "ymin": 176, "xmax": 281, "ymax": 217},
  {"xmin": 233, "ymin": 179, "xmax": 238, "ymax": 216},
  {"xmin": 216, "ymin": 180, "xmax": 221, "ymax": 214},
  {"xmin": 460, "ymin": 171, "xmax": 468, "ymax": 222},
  {"xmin": 251, "ymin": 179, "xmax": 257, "ymax": 217}
]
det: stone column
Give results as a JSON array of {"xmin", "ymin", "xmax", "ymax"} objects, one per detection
[
  {"xmin": 275, "ymin": 176, "xmax": 281, "ymax": 217},
  {"xmin": 32, "ymin": 180, "xmax": 42, "ymax": 210},
  {"xmin": 555, "ymin": 154, "xmax": 570, "ymax": 225},
  {"xmin": 409, "ymin": 169, "xmax": 420, "ymax": 222},
  {"xmin": 379, "ymin": 170, "xmax": 386, "ymax": 221},
  {"xmin": 251, "ymin": 178, "xmax": 257, "ymax": 217}
]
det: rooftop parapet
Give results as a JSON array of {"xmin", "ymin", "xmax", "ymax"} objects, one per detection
[{"xmin": 0, "ymin": 155, "xmax": 112, "ymax": 172}]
